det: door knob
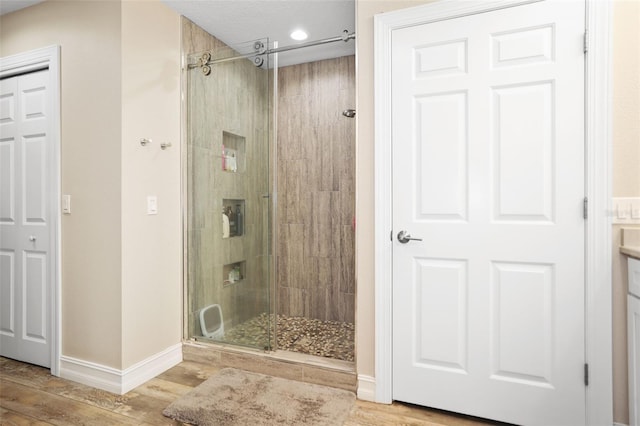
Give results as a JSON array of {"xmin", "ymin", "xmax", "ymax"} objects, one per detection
[
  {"xmin": 397, "ymin": 230, "xmax": 422, "ymax": 244},
  {"xmin": 29, "ymin": 235, "xmax": 36, "ymax": 242}
]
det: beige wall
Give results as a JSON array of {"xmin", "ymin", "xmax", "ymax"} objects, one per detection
[
  {"xmin": 612, "ymin": 0, "xmax": 640, "ymax": 198},
  {"xmin": 611, "ymin": 1, "xmax": 640, "ymax": 424},
  {"xmin": 120, "ymin": 0, "xmax": 181, "ymax": 369},
  {"xmin": 0, "ymin": 0, "xmax": 182, "ymax": 370}
]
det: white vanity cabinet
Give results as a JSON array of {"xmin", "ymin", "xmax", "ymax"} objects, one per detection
[{"xmin": 629, "ymin": 256, "xmax": 640, "ymax": 426}]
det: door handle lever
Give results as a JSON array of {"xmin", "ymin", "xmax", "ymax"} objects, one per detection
[{"xmin": 397, "ymin": 230, "xmax": 422, "ymax": 244}]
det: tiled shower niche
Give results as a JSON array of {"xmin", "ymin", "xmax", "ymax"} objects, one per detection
[
  {"xmin": 222, "ymin": 131, "xmax": 246, "ymax": 173},
  {"xmin": 223, "ymin": 261, "xmax": 245, "ymax": 286}
]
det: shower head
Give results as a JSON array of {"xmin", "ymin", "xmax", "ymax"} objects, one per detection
[{"xmin": 342, "ymin": 109, "xmax": 356, "ymax": 118}]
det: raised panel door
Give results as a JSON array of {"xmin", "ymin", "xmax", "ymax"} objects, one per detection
[{"xmin": 392, "ymin": 2, "xmax": 586, "ymax": 424}]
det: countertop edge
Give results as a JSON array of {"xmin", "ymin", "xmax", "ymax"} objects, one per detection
[{"xmin": 620, "ymin": 246, "xmax": 640, "ymax": 260}]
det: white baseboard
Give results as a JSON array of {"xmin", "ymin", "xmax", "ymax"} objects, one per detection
[
  {"xmin": 121, "ymin": 343, "xmax": 183, "ymax": 393},
  {"xmin": 357, "ymin": 374, "xmax": 376, "ymax": 402},
  {"xmin": 59, "ymin": 356, "xmax": 124, "ymax": 394},
  {"xmin": 613, "ymin": 423, "xmax": 629, "ymax": 426},
  {"xmin": 60, "ymin": 343, "xmax": 182, "ymax": 395}
]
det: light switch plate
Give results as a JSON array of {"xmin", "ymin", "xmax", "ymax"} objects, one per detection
[
  {"xmin": 147, "ymin": 196, "xmax": 158, "ymax": 215},
  {"xmin": 612, "ymin": 197, "xmax": 640, "ymax": 224},
  {"xmin": 62, "ymin": 195, "xmax": 71, "ymax": 214}
]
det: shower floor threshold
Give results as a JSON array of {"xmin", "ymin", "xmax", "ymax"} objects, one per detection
[
  {"xmin": 268, "ymin": 349, "xmax": 354, "ymax": 372},
  {"xmin": 184, "ymin": 339, "xmax": 355, "ymax": 374},
  {"xmin": 183, "ymin": 340, "xmax": 357, "ymax": 392}
]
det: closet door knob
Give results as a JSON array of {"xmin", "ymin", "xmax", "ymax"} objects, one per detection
[{"xmin": 29, "ymin": 235, "xmax": 36, "ymax": 242}]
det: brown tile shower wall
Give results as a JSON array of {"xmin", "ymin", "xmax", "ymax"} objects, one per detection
[
  {"xmin": 182, "ymin": 18, "xmax": 271, "ymax": 335},
  {"xmin": 277, "ymin": 56, "xmax": 356, "ymax": 323}
]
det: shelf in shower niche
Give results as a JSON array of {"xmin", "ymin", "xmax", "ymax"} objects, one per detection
[
  {"xmin": 223, "ymin": 261, "xmax": 245, "ymax": 286},
  {"xmin": 222, "ymin": 199, "xmax": 245, "ymax": 239},
  {"xmin": 221, "ymin": 131, "xmax": 245, "ymax": 173}
]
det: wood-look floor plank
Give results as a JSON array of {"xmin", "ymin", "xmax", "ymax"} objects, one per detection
[
  {"xmin": 0, "ymin": 358, "xmax": 195, "ymax": 425},
  {"xmin": 0, "ymin": 381, "xmax": 140, "ymax": 426},
  {"xmin": 153, "ymin": 360, "xmax": 220, "ymax": 388},
  {"xmin": 0, "ymin": 407, "xmax": 53, "ymax": 425},
  {"xmin": 1, "ymin": 357, "xmax": 501, "ymax": 426},
  {"xmin": 0, "ymin": 357, "xmax": 60, "ymax": 390},
  {"xmin": 1, "ymin": 357, "xmax": 177, "ymax": 425},
  {"xmin": 130, "ymin": 377, "xmax": 194, "ymax": 403},
  {"xmin": 348, "ymin": 401, "xmax": 498, "ymax": 426}
]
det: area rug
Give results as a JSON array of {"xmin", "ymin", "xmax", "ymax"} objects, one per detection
[{"xmin": 162, "ymin": 368, "xmax": 356, "ymax": 425}]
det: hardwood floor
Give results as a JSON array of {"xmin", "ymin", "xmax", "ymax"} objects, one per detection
[{"xmin": 0, "ymin": 357, "xmax": 498, "ymax": 425}]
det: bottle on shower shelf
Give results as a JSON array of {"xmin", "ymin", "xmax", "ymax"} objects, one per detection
[
  {"xmin": 235, "ymin": 204, "xmax": 243, "ymax": 236},
  {"xmin": 221, "ymin": 144, "xmax": 226, "ymax": 171},
  {"xmin": 222, "ymin": 208, "xmax": 230, "ymax": 238},
  {"xmin": 227, "ymin": 206, "xmax": 236, "ymax": 236},
  {"xmin": 228, "ymin": 153, "xmax": 237, "ymax": 172},
  {"xmin": 233, "ymin": 265, "xmax": 241, "ymax": 282}
]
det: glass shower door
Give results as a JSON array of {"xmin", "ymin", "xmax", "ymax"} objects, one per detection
[{"xmin": 186, "ymin": 39, "xmax": 273, "ymax": 351}]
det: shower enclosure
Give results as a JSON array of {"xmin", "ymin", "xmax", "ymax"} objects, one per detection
[
  {"xmin": 185, "ymin": 39, "xmax": 274, "ymax": 351},
  {"xmin": 185, "ymin": 26, "xmax": 355, "ymax": 362}
]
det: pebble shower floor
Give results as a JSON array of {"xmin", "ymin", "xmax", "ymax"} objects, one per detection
[{"xmin": 223, "ymin": 314, "xmax": 355, "ymax": 362}]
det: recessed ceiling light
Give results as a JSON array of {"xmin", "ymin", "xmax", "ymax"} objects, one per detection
[{"xmin": 290, "ymin": 29, "xmax": 308, "ymax": 41}]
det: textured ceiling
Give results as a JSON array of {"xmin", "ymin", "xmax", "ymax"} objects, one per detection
[
  {"xmin": 161, "ymin": 0, "xmax": 355, "ymax": 67},
  {"xmin": 0, "ymin": 0, "xmax": 45, "ymax": 16}
]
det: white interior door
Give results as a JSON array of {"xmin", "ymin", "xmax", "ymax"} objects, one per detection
[
  {"xmin": 0, "ymin": 69, "xmax": 52, "ymax": 368},
  {"xmin": 391, "ymin": 1, "xmax": 586, "ymax": 425}
]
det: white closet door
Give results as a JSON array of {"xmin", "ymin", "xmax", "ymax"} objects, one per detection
[{"xmin": 1, "ymin": 69, "xmax": 52, "ymax": 368}]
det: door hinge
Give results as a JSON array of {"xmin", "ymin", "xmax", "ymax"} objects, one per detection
[
  {"xmin": 390, "ymin": 230, "xmax": 393, "ymax": 242},
  {"xmin": 583, "ymin": 197, "xmax": 588, "ymax": 219},
  {"xmin": 583, "ymin": 30, "xmax": 588, "ymax": 54},
  {"xmin": 584, "ymin": 363, "xmax": 589, "ymax": 386}
]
